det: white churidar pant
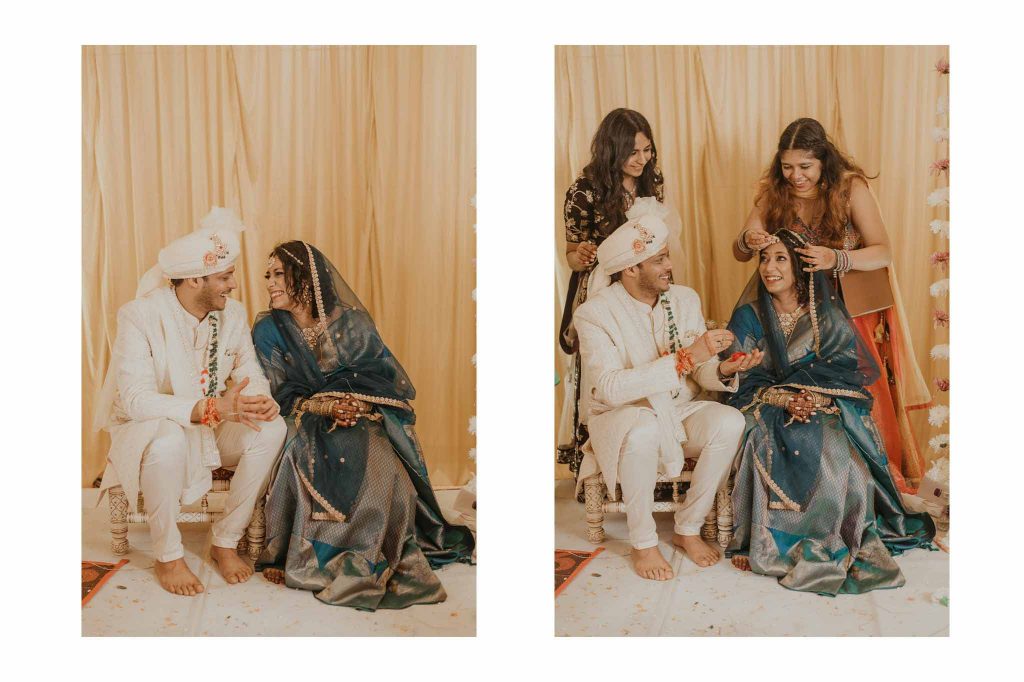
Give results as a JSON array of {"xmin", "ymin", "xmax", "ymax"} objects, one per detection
[
  {"xmin": 140, "ymin": 417, "xmax": 286, "ymax": 562},
  {"xmin": 617, "ymin": 402, "xmax": 744, "ymax": 549}
]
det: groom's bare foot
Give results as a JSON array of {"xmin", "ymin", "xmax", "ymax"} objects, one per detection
[
  {"xmin": 631, "ymin": 546, "xmax": 673, "ymax": 581},
  {"xmin": 154, "ymin": 558, "xmax": 204, "ymax": 596},
  {"xmin": 211, "ymin": 545, "xmax": 253, "ymax": 584},
  {"xmin": 672, "ymin": 533, "xmax": 721, "ymax": 567},
  {"xmin": 262, "ymin": 567, "xmax": 285, "ymax": 584},
  {"xmin": 731, "ymin": 555, "xmax": 752, "ymax": 571}
]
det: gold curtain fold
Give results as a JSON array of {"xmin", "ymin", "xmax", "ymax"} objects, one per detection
[
  {"xmin": 555, "ymin": 45, "xmax": 948, "ymax": 479},
  {"xmin": 83, "ymin": 45, "xmax": 476, "ymax": 488}
]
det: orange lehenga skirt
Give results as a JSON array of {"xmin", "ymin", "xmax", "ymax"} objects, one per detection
[{"xmin": 849, "ymin": 272, "xmax": 931, "ymax": 494}]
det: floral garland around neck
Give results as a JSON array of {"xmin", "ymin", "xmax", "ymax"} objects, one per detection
[
  {"xmin": 199, "ymin": 313, "xmax": 220, "ymax": 397},
  {"xmin": 659, "ymin": 292, "xmax": 682, "ymax": 354},
  {"xmin": 173, "ymin": 308, "xmax": 220, "ymax": 398}
]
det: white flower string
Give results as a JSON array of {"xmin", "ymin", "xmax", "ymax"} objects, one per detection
[
  {"xmin": 468, "ymin": 192, "xmax": 477, "ymax": 467},
  {"xmin": 927, "ymin": 54, "xmax": 950, "ymax": 515},
  {"xmin": 929, "ymin": 279, "xmax": 950, "ymax": 297},
  {"xmin": 928, "ymin": 405, "xmax": 950, "ymax": 427}
]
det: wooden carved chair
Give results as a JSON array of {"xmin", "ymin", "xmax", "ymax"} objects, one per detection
[
  {"xmin": 582, "ymin": 458, "xmax": 735, "ymax": 548},
  {"xmin": 107, "ymin": 467, "xmax": 267, "ymax": 562}
]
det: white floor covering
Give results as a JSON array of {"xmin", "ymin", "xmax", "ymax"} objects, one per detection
[
  {"xmin": 554, "ymin": 479, "xmax": 949, "ymax": 637},
  {"xmin": 82, "ymin": 489, "xmax": 475, "ymax": 636}
]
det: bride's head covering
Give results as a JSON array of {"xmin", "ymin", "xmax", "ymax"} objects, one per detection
[
  {"xmin": 260, "ymin": 240, "xmax": 414, "ymax": 405},
  {"xmin": 135, "ymin": 207, "xmax": 247, "ymax": 298},
  {"xmin": 590, "ymin": 197, "xmax": 671, "ymax": 294},
  {"xmin": 268, "ymin": 240, "xmax": 368, "ymax": 323},
  {"xmin": 731, "ymin": 228, "xmax": 879, "ymax": 387}
]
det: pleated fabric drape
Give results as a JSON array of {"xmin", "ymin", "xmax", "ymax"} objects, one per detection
[
  {"xmin": 83, "ymin": 45, "xmax": 475, "ymax": 487},
  {"xmin": 555, "ymin": 45, "xmax": 947, "ymax": 477}
]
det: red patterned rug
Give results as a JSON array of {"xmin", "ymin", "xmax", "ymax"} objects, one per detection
[
  {"xmin": 555, "ymin": 548, "xmax": 604, "ymax": 596},
  {"xmin": 82, "ymin": 560, "xmax": 128, "ymax": 606}
]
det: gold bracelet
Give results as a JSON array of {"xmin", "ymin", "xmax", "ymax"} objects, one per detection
[{"xmin": 759, "ymin": 388, "xmax": 795, "ymax": 409}]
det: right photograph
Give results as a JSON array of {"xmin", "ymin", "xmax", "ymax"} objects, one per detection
[{"xmin": 554, "ymin": 45, "xmax": 950, "ymax": 636}]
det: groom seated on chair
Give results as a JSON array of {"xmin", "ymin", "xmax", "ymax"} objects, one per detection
[
  {"xmin": 95, "ymin": 208, "xmax": 286, "ymax": 596},
  {"xmin": 574, "ymin": 200, "xmax": 764, "ymax": 581}
]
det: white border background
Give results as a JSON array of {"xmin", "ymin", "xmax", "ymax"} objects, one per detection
[{"xmin": 2, "ymin": 0, "xmax": 1018, "ymax": 674}]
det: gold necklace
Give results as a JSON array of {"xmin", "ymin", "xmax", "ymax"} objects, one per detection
[
  {"xmin": 300, "ymin": 324, "xmax": 323, "ymax": 349},
  {"xmin": 776, "ymin": 305, "xmax": 806, "ymax": 338}
]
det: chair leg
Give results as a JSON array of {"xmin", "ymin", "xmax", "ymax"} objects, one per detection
[
  {"xmin": 246, "ymin": 497, "xmax": 266, "ymax": 562},
  {"xmin": 716, "ymin": 486, "xmax": 734, "ymax": 549},
  {"xmin": 701, "ymin": 495, "xmax": 718, "ymax": 541},
  {"xmin": 109, "ymin": 486, "xmax": 130, "ymax": 555},
  {"xmin": 583, "ymin": 478, "xmax": 605, "ymax": 544}
]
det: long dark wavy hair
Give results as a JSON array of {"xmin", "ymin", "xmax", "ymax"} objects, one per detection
[
  {"xmin": 582, "ymin": 108, "xmax": 663, "ymax": 235},
  {"xmin": 755, "ymin": 118, "xmax": 876, "ymax": 248},
  {"xmin": 269, "ymin": 241, "xmax": 338, "ymax": 320}
]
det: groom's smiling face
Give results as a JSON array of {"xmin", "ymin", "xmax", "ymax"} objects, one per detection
[
  {"xmin": 634, "ymin": 245, "xmax": 672, "ymax": 294},
  {"xmin": 196, "ymin": 265, "xmax": 237, "ymax": 312}
]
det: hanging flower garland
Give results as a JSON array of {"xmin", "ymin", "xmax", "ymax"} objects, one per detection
[
  {"xmin": 468, "ymin": 192, "xmax": 477, "ymax": 463},
  {"xmin": 927, "ymin": 54, "xmax": 950, "ymax": 503}
]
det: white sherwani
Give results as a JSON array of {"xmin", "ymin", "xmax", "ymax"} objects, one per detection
[
  {"xmin": 97, "ymin": 286, "xmax": 286, "ymax": 557},
  {"xmin": 574, "ymin": 282, "xmax": 744, "ymax": 547}
]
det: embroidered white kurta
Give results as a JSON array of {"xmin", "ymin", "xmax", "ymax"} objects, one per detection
[
  {"xmin": 96, "ymin": 286, "xmax": 274, "ymax": 510},
  {"xmin": 574, "ymin": 282, "xmax": 737, "ymax": 494}
]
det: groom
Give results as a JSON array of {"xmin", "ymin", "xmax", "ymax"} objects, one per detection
[
  {"xmin": 96, "ymin": 208, "xmax": 286, "ymax": 596},
  {"xmin": 574, "ymin": 210, "xmax": 763, "ymax": 581}
]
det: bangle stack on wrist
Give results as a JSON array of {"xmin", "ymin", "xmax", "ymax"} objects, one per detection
[
  {"xmin": 736, "ymin": 231, "xmax": 754, "ymax": 255},
  {"xmin": 832, "ymin": 249, "xmax": 852, "ymax": 276}
]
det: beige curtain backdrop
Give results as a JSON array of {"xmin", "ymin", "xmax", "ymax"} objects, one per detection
[
  {"xmin": 83, "ymin": 45, "xmax": 475, "ymax": 488},
  {"xmin": 555, "ymin": 45, "xmax": 949, "ymax": 478}
]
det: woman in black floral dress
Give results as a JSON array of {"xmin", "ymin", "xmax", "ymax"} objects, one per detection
[{"xmin": 557, "ymin": 108, "xmax": 665, "ymax": 471}]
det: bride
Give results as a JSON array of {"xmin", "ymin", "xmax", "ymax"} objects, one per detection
[
  {"xmin": 722, "ymin": 229, "xmax": 933, "ymax": 595},
  {"xmin": 252, "ymin": 240, "xmax": 474, "ymax": 610}
]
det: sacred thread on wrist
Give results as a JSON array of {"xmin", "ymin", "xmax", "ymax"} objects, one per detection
[
  {"xmin": 201, "ymin": 397, "xmax": 222, "ymax": 428},
  {"xmin": 675, "ymin": 348, "xmax": 696, "ymax": 377}
]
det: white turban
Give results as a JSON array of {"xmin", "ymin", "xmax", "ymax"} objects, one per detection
[
  {"xmin": 596, "ymin": 198, "xmax": 670, "ymax": 276},
  {"xmin": 135, "ymin": 207, "xmax": 247, "ymax": 298},
  {"xmin": 586, "ymin": 198, "xmax": 673, "ymax": 296}
]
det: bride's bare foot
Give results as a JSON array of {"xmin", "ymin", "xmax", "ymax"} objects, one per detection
[
  {"xmin": 154, "ymin": 558, "xmax": 204, "ymax": 596},
  {"xmin": 262, "ymin": 567, "xmax": 285, "ymax": 584},
  {"xmin": 631, "ymin": 546, "xmax": 673, "ymax": 581},
  {"xmin": 210, "ymin": 545, "xmax": 254, "ymax": 584},
  {"xmin": 672, "ymin": 533, "xmax": 721, "ymax": 567},
  {"xmin": 731, "ymin": 555, "xmax": 752, "ymax": 571}
]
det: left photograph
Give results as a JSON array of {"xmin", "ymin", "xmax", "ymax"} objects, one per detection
[{"xmin": 82, "ymin": 45, "xmax": 477, "ymax": 636}]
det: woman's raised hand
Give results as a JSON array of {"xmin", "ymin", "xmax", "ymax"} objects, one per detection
[
  {"xmin": 794, "ymin": 245, "xmax": 838, "ymax": 272},
  {"xmin": 575, "ymin": 241, "xmax": 598, "ymax": 267},
  {"xmin": 743, "ymin": 229, "xmax": 778, "ymax": 251}
]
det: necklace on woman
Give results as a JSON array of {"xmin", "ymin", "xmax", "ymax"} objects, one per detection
[
  {"xmin": 300, "ymin": 324, "xmax": 323, "ymax": 350},
  {"xmin": 775, "ymin": 304, "xmax": 806, "ymax": 339}
]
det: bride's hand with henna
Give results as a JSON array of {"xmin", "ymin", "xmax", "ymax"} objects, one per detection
[
  {"xmin": 332, "ymin": 394, "xmax": 367, "ymax": 428},
  {"xmin": 785, "ymin": 390, "xmax": 816, "ymax": 423}
]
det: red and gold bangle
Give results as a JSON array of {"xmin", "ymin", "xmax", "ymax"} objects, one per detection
[
  {"xmin": 674, "ymin": 347, "xmax": 695, "ymax": 377},
  {"xmin": 201, "ymin": 396, "xmax": 222, "ymax": 428}
]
